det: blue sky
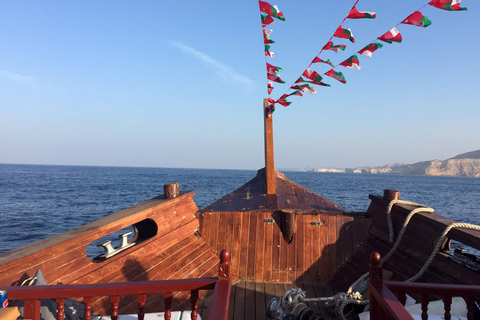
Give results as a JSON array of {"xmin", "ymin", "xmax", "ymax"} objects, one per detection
[{"xmin": 1, "ymin": 1, "xmax": 479, "ymax": 170}]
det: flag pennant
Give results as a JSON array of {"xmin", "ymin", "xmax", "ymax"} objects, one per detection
[
  {"xmin": 266, "ymin": 62, "xmax": 282, "ymax": 74},
  {"xmin": 340, "ymin": 55, "xmax": 361, "ymax": 70},
  {"xmin": 265, "ymin": 45, "xmax": 275, "ymax": 57},
  {"xmin": 291, "ymin": 84, "xmax": 316, "ymax": 94},
  {"xmin": 302, "ymin": 68, "xmax": 324, "ymax": 83},
  {"xmin": 295, "ymin": 77, "xmax": 308, "ymax": 83},
  {"xmin": 267, "ymin": 72, "xmax": 285, "ymax": 83},
  {"xmin": 289, "ymin": 90, "xmax": 303, "ymax": 97},
  {"xmin": 334, "ymin": 26, "xmax": 355, "ymax": 43},
  {"xmin": 323, "ymin": 41, "xmax": 347, "ymax": 52},
  {"xmin": 268, "ymin": 82, "xmax": 274, "ymax": 94},
  {"xmin": 310, "ymin": 80, "xmax": 331, "ymax": 87},
  {"xmin": 261, "ymin": 13, "xmax": 276, "ymax": 28},
  {"xmin": 347, "ymin": 6, "xmax": 376, "ymax": 19},
  {"xmin": 378, "ymin": 27, "xmax": 402, "ymax": 44},
  {"xmin": 325, "ymin": 69, "xmax": 346, "ymax": 84},
  {"xmin": 428, "ymin": 0, "xmax": 467, "ymax": 11},
  {"xmin": 358, "ymin": 43, "xmax": 383, "ymax": 58},
  {"xmin": 263, "ymin": 30, "xmax": 275, "ymax": 44},
  {"xmin": 266, "ymin": 103, "xmax": 275, "ymax": 117},
  {"xmin": 276, "ymin": 94, "xmax": 291, "ymax": 107},
  {"xmin": 259, "ymin": 1, "xmax": 286, "ymax": 21},
  {"xmin": 402, "ymin": 11, "xmax": 432, "ymax": 27},
  {"xmin": 312, "ymin": 57, "xmax": 335, "ymax": 67}
]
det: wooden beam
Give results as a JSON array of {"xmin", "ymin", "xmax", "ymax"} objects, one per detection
[{"xmin": 264, "ymin": 98, "xmax": 276, "ymax": 195}]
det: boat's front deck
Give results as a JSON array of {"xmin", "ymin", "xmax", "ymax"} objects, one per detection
[{"xmin": 199, "ymin": 281, "xmax": 337, "ymax": 320}]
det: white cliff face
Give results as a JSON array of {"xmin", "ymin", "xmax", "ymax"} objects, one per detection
[{"xmin": 424, "ymin": 159, "xmax": 480, "ymax": 177}]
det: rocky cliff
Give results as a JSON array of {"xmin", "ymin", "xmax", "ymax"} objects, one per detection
[{"xmin": 350, "ymin": 150, "xmax": 480, "ymax": 177}]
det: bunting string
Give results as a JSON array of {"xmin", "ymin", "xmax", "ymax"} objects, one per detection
[{"xmin": 259, "ymin": 0, "xmax": 468, "ymax": 112}]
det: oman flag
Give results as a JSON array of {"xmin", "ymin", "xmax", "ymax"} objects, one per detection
[
  {"xmin": 267, "ymin": 82, "xmax": 273, "ymax": 94},
  {"xmin": 291, "ymin": 84, "xmax": 316, "ymax": 94},
  {"xmin": 378, "ymin": 27, "xmax": 402, "ymax": 44},
  {"xmin": 266, "ymin": 62, "xmax": 282, "ymax": 74},
  {"xmin": 334, "ymin": 26, "xmax": 355, "ymax": 43},
  {"xmin": 340, "ymin": 55, "xmax": 361, "ymax": 70},
  {"xmin": 263, "ymin": 30, "xmax": 275, "ymax": 44},
  {"xmin": 265, "ymin": 45, "xmax": 275, "ymax": 57},
  {"xmin": 325, "ymin": 69, "xmax": 346, "ymax": 84},
  {"xmin": 322, "ymin": 41, "xmax": 347, "ymax": 53},
  {"xmin": 259, "ymin": 1, "xmax": 286, "ymax": 21},
  {"xmin": 429, "ymin": 0, "xmax": 467, "ymax": 11},
  {"xmin": 302, "ymin": 68, "xmax": 323, "ymax": 83},
  {"xmin": 288, "ymin": 90, "xmax": 303, "ymax": 97},
  {"xmin": 402, "ymin": 11, "xmax": 432, "ymax": 27},
  {"xmin": 312, "ymin": 57, "xmax": 335, "ymax": 67},
  {"xmin": 276, "ymin": 95, "xmax": 291, "ymax": 107},
  {"xmin": 261, "ymin": 13, "xmax": 276, "ymax": 28},
  {"xmin": 358, "ymin": 43, "xmax": 383, "ymax": 58},
  {"xmin": 267, "ymin": 72, "xmax": 284, "ymax": 84},
  {"xmin": 347, "ymin": 6, "xmax": 376, "ymax": 19}
]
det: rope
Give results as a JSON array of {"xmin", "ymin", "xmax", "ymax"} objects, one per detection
[{"xmin": 386, "ymin": 200, "xmax": 435, "ymax": 242}]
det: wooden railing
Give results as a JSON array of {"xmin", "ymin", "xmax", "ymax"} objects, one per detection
[
  {"xmin": 1, "ymin": 250, "xmax": 232, "ymax": 320},
  {"xmin": 367, "ymin": 251, "xmax": 480, "ymax": 320}
]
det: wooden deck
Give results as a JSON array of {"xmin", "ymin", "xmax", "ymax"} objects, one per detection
[{"xmin": 199, "ymin": 280, "xmax": 337, "ymax": 320}]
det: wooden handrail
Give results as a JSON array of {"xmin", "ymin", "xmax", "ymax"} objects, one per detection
[
  {"xmin": 1, "ymin": 249, "xmax": 231, "ymax": 320},
  {"xmin": 367, "ymin": 251, "xmax": 480, "ymax": 320}
]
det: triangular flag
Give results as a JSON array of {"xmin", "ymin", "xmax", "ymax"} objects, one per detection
[
  {"xmin": 322, "ymin": 41, "xmax": 347, "ymax": 53},
  {"xmin": 325, "ymin": 69, "xmax": 346, "ymax": 84},
  {"xmin": 347, "ymin": 6, "xmax": 376, "ymax": 19},
  {"xmin": 378, "ymin": 27, "xmax": 402, "ymax": 44},
  {"xmin": 291, "ymin": 84, "xmax": 316, "ymax": 94},
  {"xmin": 358, "ymin": 43, "xmax": 383, "ymax": 58},
  {"xmin": 259, "ymin": 1, "xmax": 286, "ymax": 21},
  {"xmin": 340, "ymin": 55, "xmax": 361, "ymax": 70},
  {"xmin": 263, "ymin": 29, "xmax": 275, "ymax": 44},
  {"xmin": 267, "ymin": 72, "xmax": 284, "ymax": 83},
  {"xmin": 334, "ymin": 26, "xmax": 355, "ymax": 43},
  {"xmin": 402, "ymin": 11, "xmax": 432, "ymax": 27},
  {"xmin": 310, "ymin": 80, "xmax": 331, "ymax": 87},
  {"xmin": 265, "ymin": 45, "xmax": 275, "ymax": 57},
  {"xmin": 267, "ymin": 82, "xmax": 273, "ymax": 94},
  {"xmin": 266, "ymin": 102, "xmax": 275, "ymax": 117},
  {"xmin": 288, "ymin": 90, "xmax": 303, "ymax": 97},
  {"xmin": 261, "ymin": 13, "xmax": 276, "ymax": 28},
  {"xmin": 429, "ymin": 0, "xmax": 467, "ymax": 11},
  {"xmin": 276, "ymin": 94, "xmax": 291, "ymax": 107},
  {"xmin": 302, "ymin": 68, "xmax": 324, "ymax": 83},
  {"xmin": 312, "ymin": 57, "xmax": 335, "ymax": 67},
  {"xmin": 266, "ymin": 62, "xmax": 282, "ymax": 74}
]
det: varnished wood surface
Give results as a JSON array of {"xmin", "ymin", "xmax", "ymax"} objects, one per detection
[
  {"xmin": 202, "ymin": 169, "xmax": 348, "ymax": 212},
  {"xmin": 198, "ymin": 281, "xmax": 337, "ymax": 320}
]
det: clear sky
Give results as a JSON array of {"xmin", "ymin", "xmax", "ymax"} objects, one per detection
[{"xmin": 1, "ymin": 1, "xmax": 479, "ymax": 170}]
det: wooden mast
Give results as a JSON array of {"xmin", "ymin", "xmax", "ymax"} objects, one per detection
[{"xmin": 264, "ymin": 98, "xmax": 276, "ymax": 194}]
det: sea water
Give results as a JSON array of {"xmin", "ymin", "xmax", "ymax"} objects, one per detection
[{"xmin": 0, "ymin": 164, "xmax": 479, "ymax": 254}]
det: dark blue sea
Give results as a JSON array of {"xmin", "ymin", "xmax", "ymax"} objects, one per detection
[{"xmin": 0, "ymin": 163, "xmax": 479, "ymax": 255}]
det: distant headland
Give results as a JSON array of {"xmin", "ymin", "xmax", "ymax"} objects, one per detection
[{"xmin": 310, "ymin": 150, "xmax": 480, "ymax": 178}]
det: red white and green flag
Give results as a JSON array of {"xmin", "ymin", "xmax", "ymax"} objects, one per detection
[
  {"xmin": 291, "ymin": 84, "xmax": 316, "ymax": 94},
  {"xmin": 358, "ymin": 43, "xmax": 383, "ymax": 58},
  {"xmin": 310, "ymin": 80, "xmax": 331, "ymax": 87},
  {"xmin": 340, "ymin": 55, "xmax": 361, "ymax": 70},
  {"xmin": 402, "ymin": 11, "xmax": 432, "ymax": 27},
  {"xmin": 378, "ymin": 27, "xmax": 402, "ymax": 44},
  {"xmin": 265, "ymin": 45, "xmax": 275, "ymax": 57},
  {"xmin": 266, "ymin": 101, "xmax": 275, "ymax": 117},
  {"xmin": 325, "ymin": 69, "xmax": 346, "ymax": 84},
  {"xmin": 429, "ymin": 0, "xmax": 467, "ymax": 11},
  {"xmin": 259, "ymin": 1, "xmax": 286, "ymax": 21},
  {"xmin": 322, "ymin": 41, "xmax": 347, "ymax": 53},
  {"xmin": 276, "ymin": 94, "xmax": 291, "ymax": 107},
  {"xmin": 267, "ymin": 82, "xmax": 273, "ymax": 94},
  {"xmin": 312, "ymin": 57, "xmax": 335, "ymax": 67},
  {"xmin": 266, "ymin": 62, "xmax": 282, "ymax": 74},
  {"xmin": 334, "ymin": 26, "xmax": 355, "ymax": 43},
  {"xmin": 302, "ymin": 68, "xmax": 324, "ymax": 83},
  {"xmin": 263, "ymin": 29, "xmax": 275, "ymax": 44},
  {"xmin": 261, "ymin": 13, "xmax": 276, "ymax": 28},
  {"xmin": 347, "ymin": 6, "xmax": 376, "ymax": 19},
  {"xmin": 267, "ymin": 72, "xmax": 284, "ymax": 83},
  {"xmin": 288, "ymin": 90, "xmax": 303, "ymax": 97},
  {"xmin": 295, "ymin": 77, "xmax": 308, "ymax": 83}
]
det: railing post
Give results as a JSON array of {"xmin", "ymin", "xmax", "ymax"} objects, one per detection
[
  {"xmin": 218, "ymin": 249, "xmax": 231, "ymax": 281},
  {"xmin": 111, "ymin": 295, "xmax": 120, "ymax": 320},
  {"xmin": 369, "ymin": 252, "xmax": 382, "ymax": 320},
  {"xmin": 83, "ymin": 297, "xmax": 93, "ymax": 320},
  {"xmin": 23, "ymin": 299, "xmax": 41, "ymax": 320},
  {"xmin": 137, "ymin": 294, "xmax": 147, "ymax": 320},
  {"xmin": 191, "ymin": 290, "xmax": 199, "ymax": 320},
  {"xmin": 164, "ymin": 292, "xmax": 172, "ymax": 320},
  {"xmin": 56, "ymin": 298, "xmax": 66, "ymax": 320}
]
